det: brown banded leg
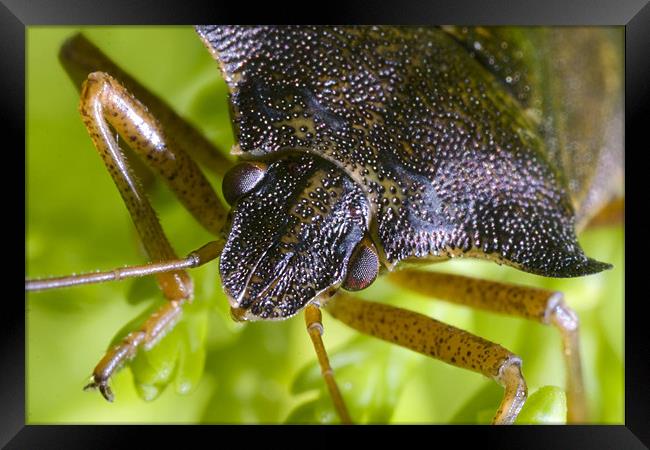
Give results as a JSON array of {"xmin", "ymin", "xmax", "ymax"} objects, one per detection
[
  {"xmin": 386, "ymin": 270, "xmax": 586, "ymax": 423},
  {"xmin": 72, "ymin": 69, "xmax": 229, "ymax": 400},
  {"xmin": 79, "ymin": 71, "xmax": 228, "ymax": 237},
  {"xmin": 325, "ymin": 293, "xmax": 527, "ymax": 424},
  {"xmin": 304, "ymin": 304, "xmax": 352, "ymax": 424},
  {"xmin": 59, "ymin": 33, "xmax": 233, "ymax": 178}
]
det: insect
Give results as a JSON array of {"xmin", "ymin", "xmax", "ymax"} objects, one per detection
[{"xmin": 26, "ymin": 26, "xmax": 624, "ymax": 424}]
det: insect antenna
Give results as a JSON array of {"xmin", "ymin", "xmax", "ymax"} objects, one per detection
[{"xmin": 25, "ymin": 240, "xmax": 223, "ymax": 291}]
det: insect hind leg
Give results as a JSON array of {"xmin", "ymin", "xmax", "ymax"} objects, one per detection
[
  {"xmin": 325, "ymin": 293, "xmax": 527, "ymax": 424},
  {"xmin": 387, "ymin": 270, "xmax": 587, "ymax": 423}
]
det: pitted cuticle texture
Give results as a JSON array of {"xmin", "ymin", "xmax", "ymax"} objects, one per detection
[
  {"xmin": 199, "ymin": 26, "xmax": 611, "ymax": 278},
  {"xmin": 220, "ymin": 153, "xmax": 369, "ymax": 319}
]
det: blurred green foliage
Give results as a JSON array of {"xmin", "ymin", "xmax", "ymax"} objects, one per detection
[{"xmin": 26, "ymin": 27, "xmax": 624, "ymax": 424}]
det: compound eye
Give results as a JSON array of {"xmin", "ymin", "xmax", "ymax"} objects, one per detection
[
  {"xmin": 222, "ymin": 162, "xmax": 267, "ymax": 205},
  {"xmin": 343, "ymin": 240, "xmax": 380, "ymax": 291}
]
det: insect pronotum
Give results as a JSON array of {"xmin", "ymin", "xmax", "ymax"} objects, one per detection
[{"xmin": 26, "ymin": 26, "xmax": 623, "ymax": 424}]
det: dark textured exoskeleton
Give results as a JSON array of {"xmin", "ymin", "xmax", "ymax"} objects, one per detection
[
  {"xmin": 198, "ymin": 26, "xmax": 620, "ymax": 316},
  {"xmin": 27, "ymin": 26, "xmax": 623, "ymax": 424},
  {"xmin": 196, "ymin": 26, "xmax": 622, "ymax": 423}
]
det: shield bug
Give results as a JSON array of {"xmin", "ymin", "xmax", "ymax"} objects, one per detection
[{"xmin": 28, "ymin": 29, "xmax": 624, "ymax": 424}]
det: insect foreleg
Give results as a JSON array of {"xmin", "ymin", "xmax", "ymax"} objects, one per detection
[
  {"xmin": 84, "ymin": 297, "xmax": 185, "ymax": 401},
  {"xmin": 325, "ymin": 293, "xmax": 527, "ymax": 425},
  {"xmin": 64, "ymin": 67, "xmax": 230, "ymax": 401},
  {"xmin": 386, "ymin": 270, "xmax": 586, "ymax": 423},
  {"xmin": 79, "ymin": 71, "xmax": 227, "ymax": 238},
  {"xmin": 60, "ymin": 33, "xmax": 233, "ymax": 178}
]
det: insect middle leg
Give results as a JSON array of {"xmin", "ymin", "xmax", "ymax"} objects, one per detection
[
  {"xmin": 325, "ymin": 293, "xmax": 527, "ymax": 424},
  {"xmin": 304, "ymin": 304, "xmax": 352, "ymax": 424},
  {"xmin": 386, "ymin": 270, "xmax": 586, "ymax": 423},
  {"xmin": 70, "ymin": 69, "xmax": 229, "ymax": 400}
]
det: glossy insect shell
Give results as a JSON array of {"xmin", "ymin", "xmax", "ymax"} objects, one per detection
[{"xmin": 197, "ymin": 26, "xmax": 621, "ymax": 320}]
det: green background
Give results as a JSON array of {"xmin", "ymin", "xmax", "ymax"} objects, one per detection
[{"xmin": 26, "ymin": 26, "xmax": 624, "ymax": 424}]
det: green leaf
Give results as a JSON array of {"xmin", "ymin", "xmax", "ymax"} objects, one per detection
[
  {"xmin": 126, "ymin": 276, "xmax": 160, "ymax": 305},
  {"xmin": 449, "ymin": 382, "xmax": 502, "ymax": 424},
  {"xmin": 291, "ymin": 345, "xmax": 368, "ymax": 394},
  {"xmin": 130, "ymin": 321, "xmax": 183, "ymax": 401},
  {"xmin": 285, "ymin": 398, "xmax": 339, "ymax": 425},
  {"xmin": 515, "ymin": 386, "xmax": 567, "ymax": 425},
  {"xmin": 288, "ymin": 336, "xmax": 418, "ymax": 423},
  {"xmin": 174, "ymin": 304, "xmax": 209, "ymax": 395}
]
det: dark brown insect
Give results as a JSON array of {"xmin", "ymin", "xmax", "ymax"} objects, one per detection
[{"xmin": 26, "ymin": 26, "xmax": 623, "ymax": 424}]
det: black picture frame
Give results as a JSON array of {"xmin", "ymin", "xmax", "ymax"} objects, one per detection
[{"xmin": 7, "ymin": 0, "xmax": 648, "ymax": 447}]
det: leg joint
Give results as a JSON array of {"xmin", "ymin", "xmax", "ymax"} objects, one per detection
[
  {"xmin": 493, "ymin": 355, "xmax": 528, "ymax": 424},
  {"xmin": 546, "ymin": 293, "xmax": 579, "ymax": 332},
  {"xmin": 307, "ymin": 322, "xmax": 324, "ymax": 336}
]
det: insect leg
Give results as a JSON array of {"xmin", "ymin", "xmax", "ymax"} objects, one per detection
[
  {"xmin": 386, "ymin": 270, "xmax": 586, "ymax": 423},
  {"xmin": 580, "ymin": 198, "xmax": 624, "ymax": 230},
  {"xmin": 59, "ymin": 32, "xmax": 232, "ymax": 178},
  {"xmin": 28, "ymin": 35, "xmax": 236, "ymax": 289},
  {"xmin": 325, "ymin": 293, "xmax": 527, "ymax": 424},
  {"xmin": 79, "ymin": 71, "xmax": 227, "ymax": 237},
  {"xmin": 84, "ymin": 298, "xmax": 184, "ymax": 402},
  {"xmin": 26, "ymin": 240, "xmax": 224, "ymax": 292},
  {"xmin": 74, "ymin": 70, "xmax": 227, "ymax": 401},
  {"xmin": 304, "ymin": 304, "xmax": 353, "ymax": 424}
]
